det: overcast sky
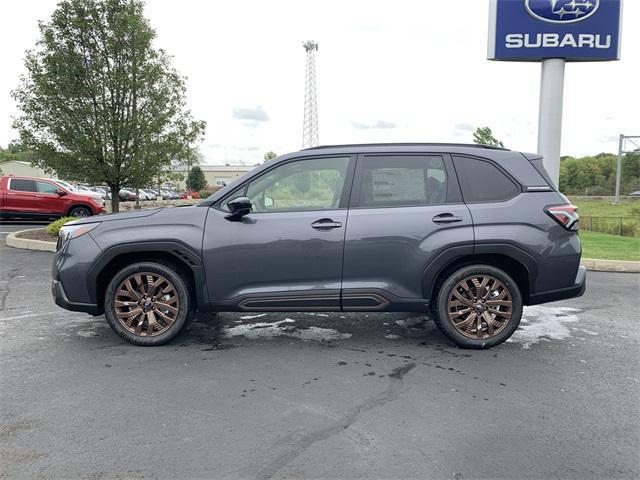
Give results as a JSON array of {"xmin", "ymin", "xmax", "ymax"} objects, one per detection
[{"xmin": 1, "ymin": 0, "xmax": 638, "ymax": 165}]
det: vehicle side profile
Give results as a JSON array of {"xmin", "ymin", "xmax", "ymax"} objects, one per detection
[
  {"xmin": 52, "ymin": 144, "xmax": 585, "ymax": 348},
  {"xmin": 0, "ymin": 175, "xmax": 106, "ymax": 219}
]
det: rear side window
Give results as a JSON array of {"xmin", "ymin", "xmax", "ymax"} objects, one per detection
[
  {"xmin": 453, "ymin": 156, "xmax": 519, "ymax": 203},
  {"xmin": 357, "ymin": 155, "xmax": 447, "ymax": 208},
  {"xmin": 9, "ymin": 179, "xmax": 37, "ymax": 192}
]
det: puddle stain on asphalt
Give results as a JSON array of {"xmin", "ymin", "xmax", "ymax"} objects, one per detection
[
  {"xmin": 508, "ymin": 306, "xmax": 582, "ymax": 349},
  {"xmin": 223, "ymin": 319, "xmax": 352, "ymax": 342}
]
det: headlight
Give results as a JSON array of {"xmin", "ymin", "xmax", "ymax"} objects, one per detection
[
  {"xmin": 59, "ymin": 223, "xmax": 98, "ymax": 242},
  {"xmin": 93, "ymin": 197, "xmax": 105, "ymax": 206}
]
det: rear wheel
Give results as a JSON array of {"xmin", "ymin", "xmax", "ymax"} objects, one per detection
[
  {"xmin": 69, "ymin": 206, "xmax": 91, "ymax": 218},
  {"xmin": 432, "ymin": 265, "xmax": 522, "ymax": 349},
  {"xmin": 104, "ymin": 262, "xmax": 193, "ymax": 346}
]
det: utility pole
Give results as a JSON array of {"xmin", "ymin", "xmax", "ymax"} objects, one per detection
[
  {"xmin": 614, "ymin": 134, "xmax": 640, "ymax": 204},
  {"xmin": 302, "ymin": 41, "xmax": 319, "ymax": 149}
]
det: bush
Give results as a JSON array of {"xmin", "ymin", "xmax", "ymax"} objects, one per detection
[{"xmin": 46, "ymin": 216, "xmax": 77, "ymax": 235}]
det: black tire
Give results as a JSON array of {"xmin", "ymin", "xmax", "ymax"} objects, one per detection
[
  {"xmin": 432, "ymin": 264, "xmax": 522, "ymax": 349},
  {"xmin": 69, "ymin": 206, "xmax": 92, "ymax": 218},
  {"xmin": 104, "ymin": 262, "xmax": 194, "ymax": 346}
]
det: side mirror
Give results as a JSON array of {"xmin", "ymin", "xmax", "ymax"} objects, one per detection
[
  {"xmin": 226, "ymin": 196, "xmax": 252, "ymax": 219},
  {"xmin": 56, "ymin": 189, "xmax": 67, "ymax": 196}
]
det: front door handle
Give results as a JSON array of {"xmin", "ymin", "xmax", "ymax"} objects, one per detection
[
  {"xmin": 432, "ymin": 213, "xmax": 463, "ymax": 224},
  {"xmin": 311, "ymin": 218, "xmax": 343, "ymax": 230}
]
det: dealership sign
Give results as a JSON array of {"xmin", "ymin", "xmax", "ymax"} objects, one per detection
[{"xmin": 488, "ymin": 0, "xmax": 622, "ymax": 61}]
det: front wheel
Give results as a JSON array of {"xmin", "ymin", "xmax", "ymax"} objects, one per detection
[
  {"xmin": 432, "ymin": 265, "xmax": 522, "ymax": 349},
  {"xmin": 104, "ymin": 262, "xmax": 193, "ymax": 346},
  {"xmin": 69, "ymin": 206, "xmax": 92, "ymax": 218}
]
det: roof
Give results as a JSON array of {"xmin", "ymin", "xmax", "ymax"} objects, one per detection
[{"xmin": 303, "ymin": 143, "xmax": 509, "ymax": 151}]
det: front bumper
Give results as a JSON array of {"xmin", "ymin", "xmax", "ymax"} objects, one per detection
[
  {"xmin": 52, "ymin": 279, "xmax": 100, "ymax": 315},
  {"xmin": 528, "ymin": 266, "xmax": 586, "ymax": 305}
]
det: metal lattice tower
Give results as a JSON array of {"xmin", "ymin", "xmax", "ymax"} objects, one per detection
[{"xmin": 302, "ymin": 41, "xmax": 319, "ymax": 148}]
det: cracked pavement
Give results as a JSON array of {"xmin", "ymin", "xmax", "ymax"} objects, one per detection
[{"xmin": 0, "ymin": 233, "xmax": 639, "ymax": 479}]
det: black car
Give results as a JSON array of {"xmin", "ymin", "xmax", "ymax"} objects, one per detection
[{"xmin": 52, "ymin": 143, "xmax": 585, "ymax": 348}]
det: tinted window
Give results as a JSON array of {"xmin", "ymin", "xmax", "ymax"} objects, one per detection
[
  {"xmin": 37, "ymin": 181, "xmax": 59, "ymax": 194},
  {"xmin": 9, "ymin": 179, "xmax": 37, "ymax": 192},
  {"xmin": 225, "ymin": 157, "xmax": 350, "ymax": 212},
  {"xmin": 453, "ymin": 156, "xmax": 519, "ymax": 203},
  {"xmin": 357, "ymin": 155, "xmax": 447, "ymax": 208}
]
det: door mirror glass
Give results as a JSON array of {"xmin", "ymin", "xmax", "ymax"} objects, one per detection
[{"xmin": 226, "ymin": 196, "xmax": 252, "ymax": 219}]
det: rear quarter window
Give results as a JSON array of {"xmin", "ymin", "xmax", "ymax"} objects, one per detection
[{"xmin": 453, "ymin": 156, "xmax": 520, "ymax": 203}]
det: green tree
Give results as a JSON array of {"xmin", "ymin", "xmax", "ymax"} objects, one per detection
[
  {"xmin": 472, "ymin": 127, "xmax": 505, "ymax": 148},
  {"xmin": 12, "ymin": 0, "xmax": 205, "ymax": 212},
  {"xmin": 186, "ymin": 165, "xmax": 207, "ymax": 192},
  {"xmin": 264, "ymin": 151, "xmax": 277, "ymax": 162}
]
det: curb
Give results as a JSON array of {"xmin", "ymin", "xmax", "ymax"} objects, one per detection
[
  {"xmin": 5, "ymin": 229, "xmax": 56, "ymax": 253},
  {"xmin": 580, "ymin": 258, "xmax": 640, "ymax": 273},
  {"xmin": 4, "ymin": 229, "xmax": 640, "ymax": 273}
]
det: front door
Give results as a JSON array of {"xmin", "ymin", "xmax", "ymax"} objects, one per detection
[{"xmin": 202, "ymin": 156, "xmax": 354, "ymax": 311}]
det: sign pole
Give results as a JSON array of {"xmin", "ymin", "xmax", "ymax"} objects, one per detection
[{"xmin": 537, "ymin": 58, "xmax": 565, "ymax": 188}]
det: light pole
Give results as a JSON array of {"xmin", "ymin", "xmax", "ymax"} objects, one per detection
[{"xmin": 614, "ymin": 134, "xmax": 640, "ymax": 204}]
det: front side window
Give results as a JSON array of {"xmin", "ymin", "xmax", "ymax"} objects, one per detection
[
  {"xmin": 453, "ymin": 156, "xmax": 520, "ymax": 203},
  {"xmin": 37, "ymin": 181, "xmax": 59, "ymax": 194},
  {"xmin": 9, "ymin": 179, "xmax": 37, "ymax": 192},
  {"xmin": 356, "ymin": 155, "xmax": 447, "ymax": 208},
  {"xmin": 224, "ymin": 157, "xmax": 350, "ymax": 212}
]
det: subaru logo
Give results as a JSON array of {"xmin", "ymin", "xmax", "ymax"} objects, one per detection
[{"xmin": 525, "ymin": 0, "xmax": 600, "ymax": 24}]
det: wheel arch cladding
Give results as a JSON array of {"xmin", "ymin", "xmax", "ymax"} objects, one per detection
[
  {"xmin": 89, "ymin": 242, "xmax": 207, "ymax": 314},
  {"xmin": 425, "ymin": 252, "xmax": 533, "ymax": 305}
]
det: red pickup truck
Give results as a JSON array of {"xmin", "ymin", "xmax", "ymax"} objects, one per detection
[{"xmin": 0, "ymin": 175, "xmax": 105, "ymax": 220}]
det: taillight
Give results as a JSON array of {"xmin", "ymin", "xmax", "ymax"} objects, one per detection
[{"xmin": 545, "ymin": 205, "xmax": 579, "ymax": 231}]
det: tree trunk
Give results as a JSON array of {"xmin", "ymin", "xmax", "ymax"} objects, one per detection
[{"xmin": 109, "ymin": 184, "xmax": 120, "ymax": 213}]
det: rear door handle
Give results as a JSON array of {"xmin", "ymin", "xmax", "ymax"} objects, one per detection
[
  {"xmin": 312, "ymin": 218, "xmax": 343, "ymax": 230},
  {"xmin": 432, "ymin": 213, "xmax": 463, "ymax": 224}
]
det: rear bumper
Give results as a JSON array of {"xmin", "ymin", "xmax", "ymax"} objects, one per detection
[
  {"xmin": 52, "ymin": 279, "xmax": 100, "ymax": 315},
  {"xmin": 528, "ymin": 266, "xmax": 586, "ymax": 305}
]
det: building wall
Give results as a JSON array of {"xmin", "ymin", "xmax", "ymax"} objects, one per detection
[
  {"xmin": 172, "ymin": 165, "xmax": 255, "ymax": 190},
  {"xmin": 0, "ymin": 161, "xmax": 51, "ymax": 179}
]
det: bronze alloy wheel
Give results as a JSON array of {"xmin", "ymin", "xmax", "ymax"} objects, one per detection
[
  {"xmin": 447, "ymin": 275, "xmax": 513, "ymax": 340},
  {"xmin": 113, "ymin": 272, "xmax": 180, "ymax": 337}
]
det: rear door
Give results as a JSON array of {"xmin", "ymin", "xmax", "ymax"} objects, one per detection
[
  {"xmin": 341, "ymin": 153, "xmax": 474, "ymax": 310},
  {"xmin": 5, "ymin": 178, "xmax": 40, "ymax": 214}
]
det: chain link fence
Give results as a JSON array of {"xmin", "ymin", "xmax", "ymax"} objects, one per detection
[{"xmin": 580, "ymin": 216, "xmax": 639, "ymax": 237}]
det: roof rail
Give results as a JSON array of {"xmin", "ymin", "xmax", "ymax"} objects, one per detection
[{"xmin": 302, "ymin": 143, "xmax": 509, "ymax": 151}]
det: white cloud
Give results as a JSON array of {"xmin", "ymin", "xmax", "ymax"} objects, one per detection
[{"xmin": 351, "ymin": 119, "xmax": 396, "ymax": 129}]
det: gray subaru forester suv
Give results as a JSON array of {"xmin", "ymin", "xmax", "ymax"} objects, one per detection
[{"xmin": 52, "ymin": 143, "xmax": 585, "ymax": 349}]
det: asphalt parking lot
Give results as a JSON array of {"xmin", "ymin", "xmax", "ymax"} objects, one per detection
[{"xmin": 1, "ymin": 232, "xmax": 639, "ymax": 480}]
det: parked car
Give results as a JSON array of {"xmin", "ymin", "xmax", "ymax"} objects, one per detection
[
  {"xmin": 180, "ymin": 191, "xmax": 200, "ymax": 200},
  {"xmin": 52, "ymin": 143, "xmax": 585, "ymax": 348},
  {"xmin": 55, "ymin": 180, "xmax": 105, "ymax": 203},
  {"xmin": 0, "ymin": 175, "xmax": 106, "ymax": 219},
  {"xmin": 118, "ymin": 188, "xmax": 137, "ymax": 201},
  {"xmin": 160, "ymin": 189, "xmax": 179, "ymax": 200},
  {"xmin": 629, "ymin": 191, "xmax": 640, "ymax": 197},
  {"xmin": 140, "ymin": 189, "xmax": 157, "ymax": 201}
]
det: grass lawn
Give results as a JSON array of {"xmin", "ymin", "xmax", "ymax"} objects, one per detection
[
  {"xmin": 579, "ymin": 230, "xmax": 640, "ymax": 261},
  {"xmin": 570, "ymin": 198, "xmax": 638, "ymax": 217}
]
